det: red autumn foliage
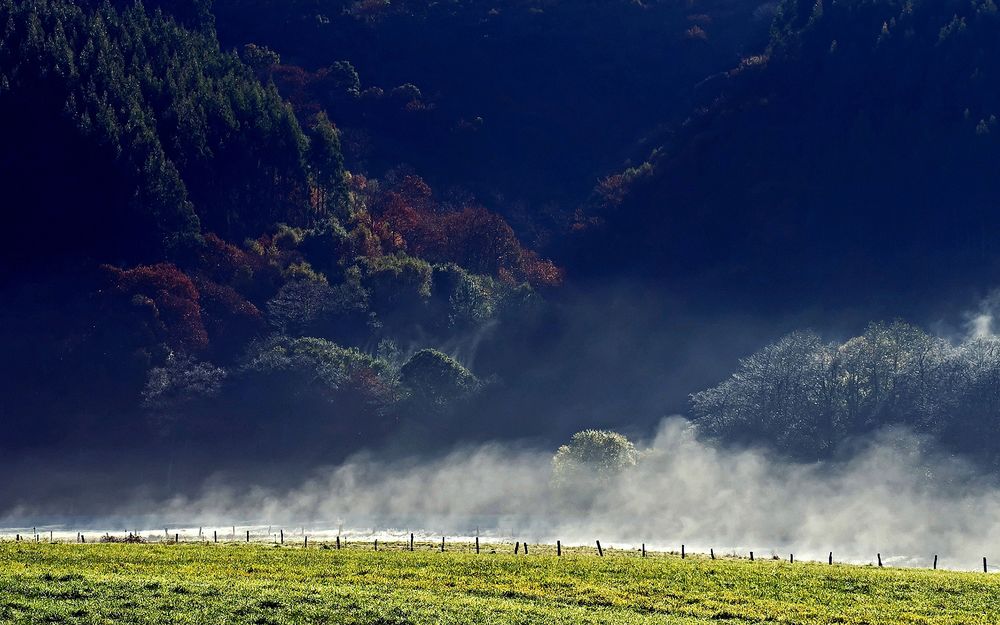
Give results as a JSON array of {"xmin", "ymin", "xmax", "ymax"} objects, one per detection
[
  {"xmin": 516, "ymin": 250, "xmax": 564, "ymax": 287},
  {"xmin": 394, "ymin": 175, "xmax": 435, "ymax": 212},
  {"xmin": 102, "ymin": 263, "xmax": 208, "ymax": 352},
  {"xmin": 369, "ymin": 175, "xmax": 563, "ymax": 287},
  {"xmin": 348, "ymin": 367, "xmax": 397, "ymax": 409},
  {"xmin": 595, "ymin": 173, "xmax": 630, "ymax": 209},
  {"xmin": 195, "ymin": 279, "xmax": 263, "ymax": 324},
  {"xmin": 270, "ymin": 65, "xmax": 322, "ymax": 116},
  {"xmin": 196, "ymin": 233, "xmax": 286, "ymax": 303},
  {"xmin": 197, "ymin": 233, "xmax": 259, "ymax": 285},
  {"xmin": 194, "ymin": 278, "xmax": 265, "ymax": 354}
]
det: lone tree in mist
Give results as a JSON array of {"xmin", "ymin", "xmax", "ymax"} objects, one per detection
[{"xmin": 551, "ymin": 429, "xmax": 639, "ymax": 488}]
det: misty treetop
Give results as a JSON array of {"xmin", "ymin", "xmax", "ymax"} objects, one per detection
[
  {"xmin": 551, "ymin": 429, "xmax": 640, "ymax": 489},
  {"xmin": 691, "ymin": 322, "xmax": 1000, "ymax": 466}
]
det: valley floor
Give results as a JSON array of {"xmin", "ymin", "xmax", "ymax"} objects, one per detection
[{"xmin": 0, "ymin": 542, "xmax": 997, "ymax": 624}]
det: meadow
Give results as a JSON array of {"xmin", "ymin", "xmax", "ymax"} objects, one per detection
[{"xmin": 0, "ymin": 541, "xmax": 998, "ymax": 624}]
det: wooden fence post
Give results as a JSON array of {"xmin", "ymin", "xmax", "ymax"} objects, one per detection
[
  {"xmin": 411, "ymin": 533, "xmax": 414, "ymax": 552},
  {"xmin": 790, "ymin": 554, "xmax": 794, "ymax": 564},
  {"xmin": 280, "ymin": 530, "xmax": 284, "ymax": 545},
  {"xmin": 711, "ymin": 548, "xmax": 715, "ymax": 560},
  {"xmin": 214, "ymin": 531, "xmax": 217, "ymax": 543},
  {"xmin": 305, "ymin": 536, "xmax": 308, "ymax": 548},
  {"xmin": 441, "ymin": 536, "xmax": 445, "ymax": 552},
  {"xmin": 336, "ymin": 536, "xmax": 340, "ymax": 550},
  {"xmin": 374, "ymin": 539, "xmax": 378, "ymax": 551},
  {"xmin": 515, "ymin": 542, "xmax": 519, "ymax": 554},
  {"xmin": 596, "ymin": 540, "xmax": 604, "ymax": 557},
  {"xmin": 476, "ymin": 536, "xmax": 480, "ymax": 554},
  {"xmin": 985, "ymin": 557, "xmax": 988, "ymax": 573},
  {"xmin": 877, "ymin": 553, "xmax": 883, "ymax": 567},
  {"xmin": 681, "ymin": 544, "xmax": 685, "ymax": 559},
  {"xmin": 641, "ymin": 543, "xmax": 645, "ymax": 558},
  {"xmin": 524, "ymin": 543, "xmax": 529, "ymax": 555},
  {"xmin": 750, "ymin": 551, "xmax": 754, "ymax": 561},
  {"xmin": 558, "ymin": 540, "xmax": 562, "ymax": 556},
  {"xmin": 175, "ymin": 534, "xmax": 179, "ymax": 544},
  {"xmin": 933, "ymin": 555, "xmax": 938, "ymax": 570},
  {"xmin": 829, "ymin": 552, "xmax": 833, "ymax": 565}
]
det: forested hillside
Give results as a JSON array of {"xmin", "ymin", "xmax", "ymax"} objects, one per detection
[
  {"xmin": 0, "ymin": 0, "xmax": 563, "ymax": 481},
  {"xmin": 210, "ymin": 0, "xmax": 769, "ymax": 247},
  {"xmin": 573, "ymin": 0, "xmax": 1000, "ymax": 313},
  {"xmin": 7, "ymin": 0, "xmax": 1000, "ymax": 506}
]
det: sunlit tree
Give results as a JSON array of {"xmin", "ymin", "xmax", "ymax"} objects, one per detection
[{"xmin": 551, "ymin": 429, "xmax": 639, "ymax": 488}]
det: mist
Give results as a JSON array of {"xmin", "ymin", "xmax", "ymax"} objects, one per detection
[{"xmin": 8, "ymin": 418, "xmax": 1000, "ymax": 571}]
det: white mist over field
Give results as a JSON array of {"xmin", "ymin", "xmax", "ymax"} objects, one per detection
[{"xmin": 9, "ymin": 418, "xmax": 1000, "ymax": 571}]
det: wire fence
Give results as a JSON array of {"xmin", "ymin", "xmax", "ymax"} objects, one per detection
[{"xmin": 1, "ymin": 527, "xmax": 996, "ymax": 573}]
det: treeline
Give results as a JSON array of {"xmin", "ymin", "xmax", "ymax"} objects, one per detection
[{"xmin": 692, "ymin": 322, "xmax": 1000, "ymax": 468}]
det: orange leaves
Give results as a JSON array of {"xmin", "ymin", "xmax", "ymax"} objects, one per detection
[
  {"xmin": 366, "ymin": 175, "xmax": 563, "ymax": 287},
  {"xmin": 102, "ymin": 263, "xmax": 209, "ymax": 352}
]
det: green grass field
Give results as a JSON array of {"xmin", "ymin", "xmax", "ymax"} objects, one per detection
[{"xmin": 1, "ymin": 541, "xmax": 998, "ymax": 624}]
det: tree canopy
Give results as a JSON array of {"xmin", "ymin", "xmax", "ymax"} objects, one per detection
[{"xmin": 692, "ymin": 321, "xmax": 1000, "ymax": 467}]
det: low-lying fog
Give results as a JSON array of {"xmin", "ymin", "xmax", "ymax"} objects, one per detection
[{"xmin": 6, "ymin": 418, "xmax": 1000, "ymax": 572}]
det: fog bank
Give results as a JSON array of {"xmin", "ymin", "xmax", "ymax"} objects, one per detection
[{"xmin": 6, "ymin": 418, "xmax": 1000, "ymax": 570}]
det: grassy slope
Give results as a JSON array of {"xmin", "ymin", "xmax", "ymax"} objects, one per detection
[{"xmin": 0, "ymin": 542, "xmax": 998, "ymax": 624}]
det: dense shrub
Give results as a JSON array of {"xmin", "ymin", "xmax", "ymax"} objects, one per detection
[
  {"xmin": 399, "ymin": 349, "xmax": 477, "ymax": 408},
  {"xmin": 551, "ymin": 429, "xmax": 639, "ymax": 488}
]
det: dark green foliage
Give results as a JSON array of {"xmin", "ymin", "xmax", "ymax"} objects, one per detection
[
  {"xmin": 141, "ymin": 354, "xmax": 227, "ymax": 428},
  {"xmin": 354, "ymin": 254, "xmax": 432, "ymax": 328},
  {"xmin": 400, "ymin": 348, "xmax": 477, "ymax": 408},
  {"xmin": 265, "ymin": 275, "xmax": 369, "ymax": 340},
  {"xmin": 429, "ymin": 264, "xmax": 505, "ymax": 331},
  {"xmin": 240, "ymin": 42, "xmax": 280, "ymax": 72},
  {"xmin": 297, "ymin": 220, "xmax": 353, "ymax": 279},
  {"xmin": 307, "ymin": 112, "xmax": 349, "ymax": 218},
  {"xmin": 226, "ymin": 335, "xmax": 399, "ymax": 447},
  {"xmin": 242, "ymin": 335, "xmax": 391, "ymax": 394},
  {"xmin": 0, "ymin": 0, "xmax": 347, "ymax": 258}
]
